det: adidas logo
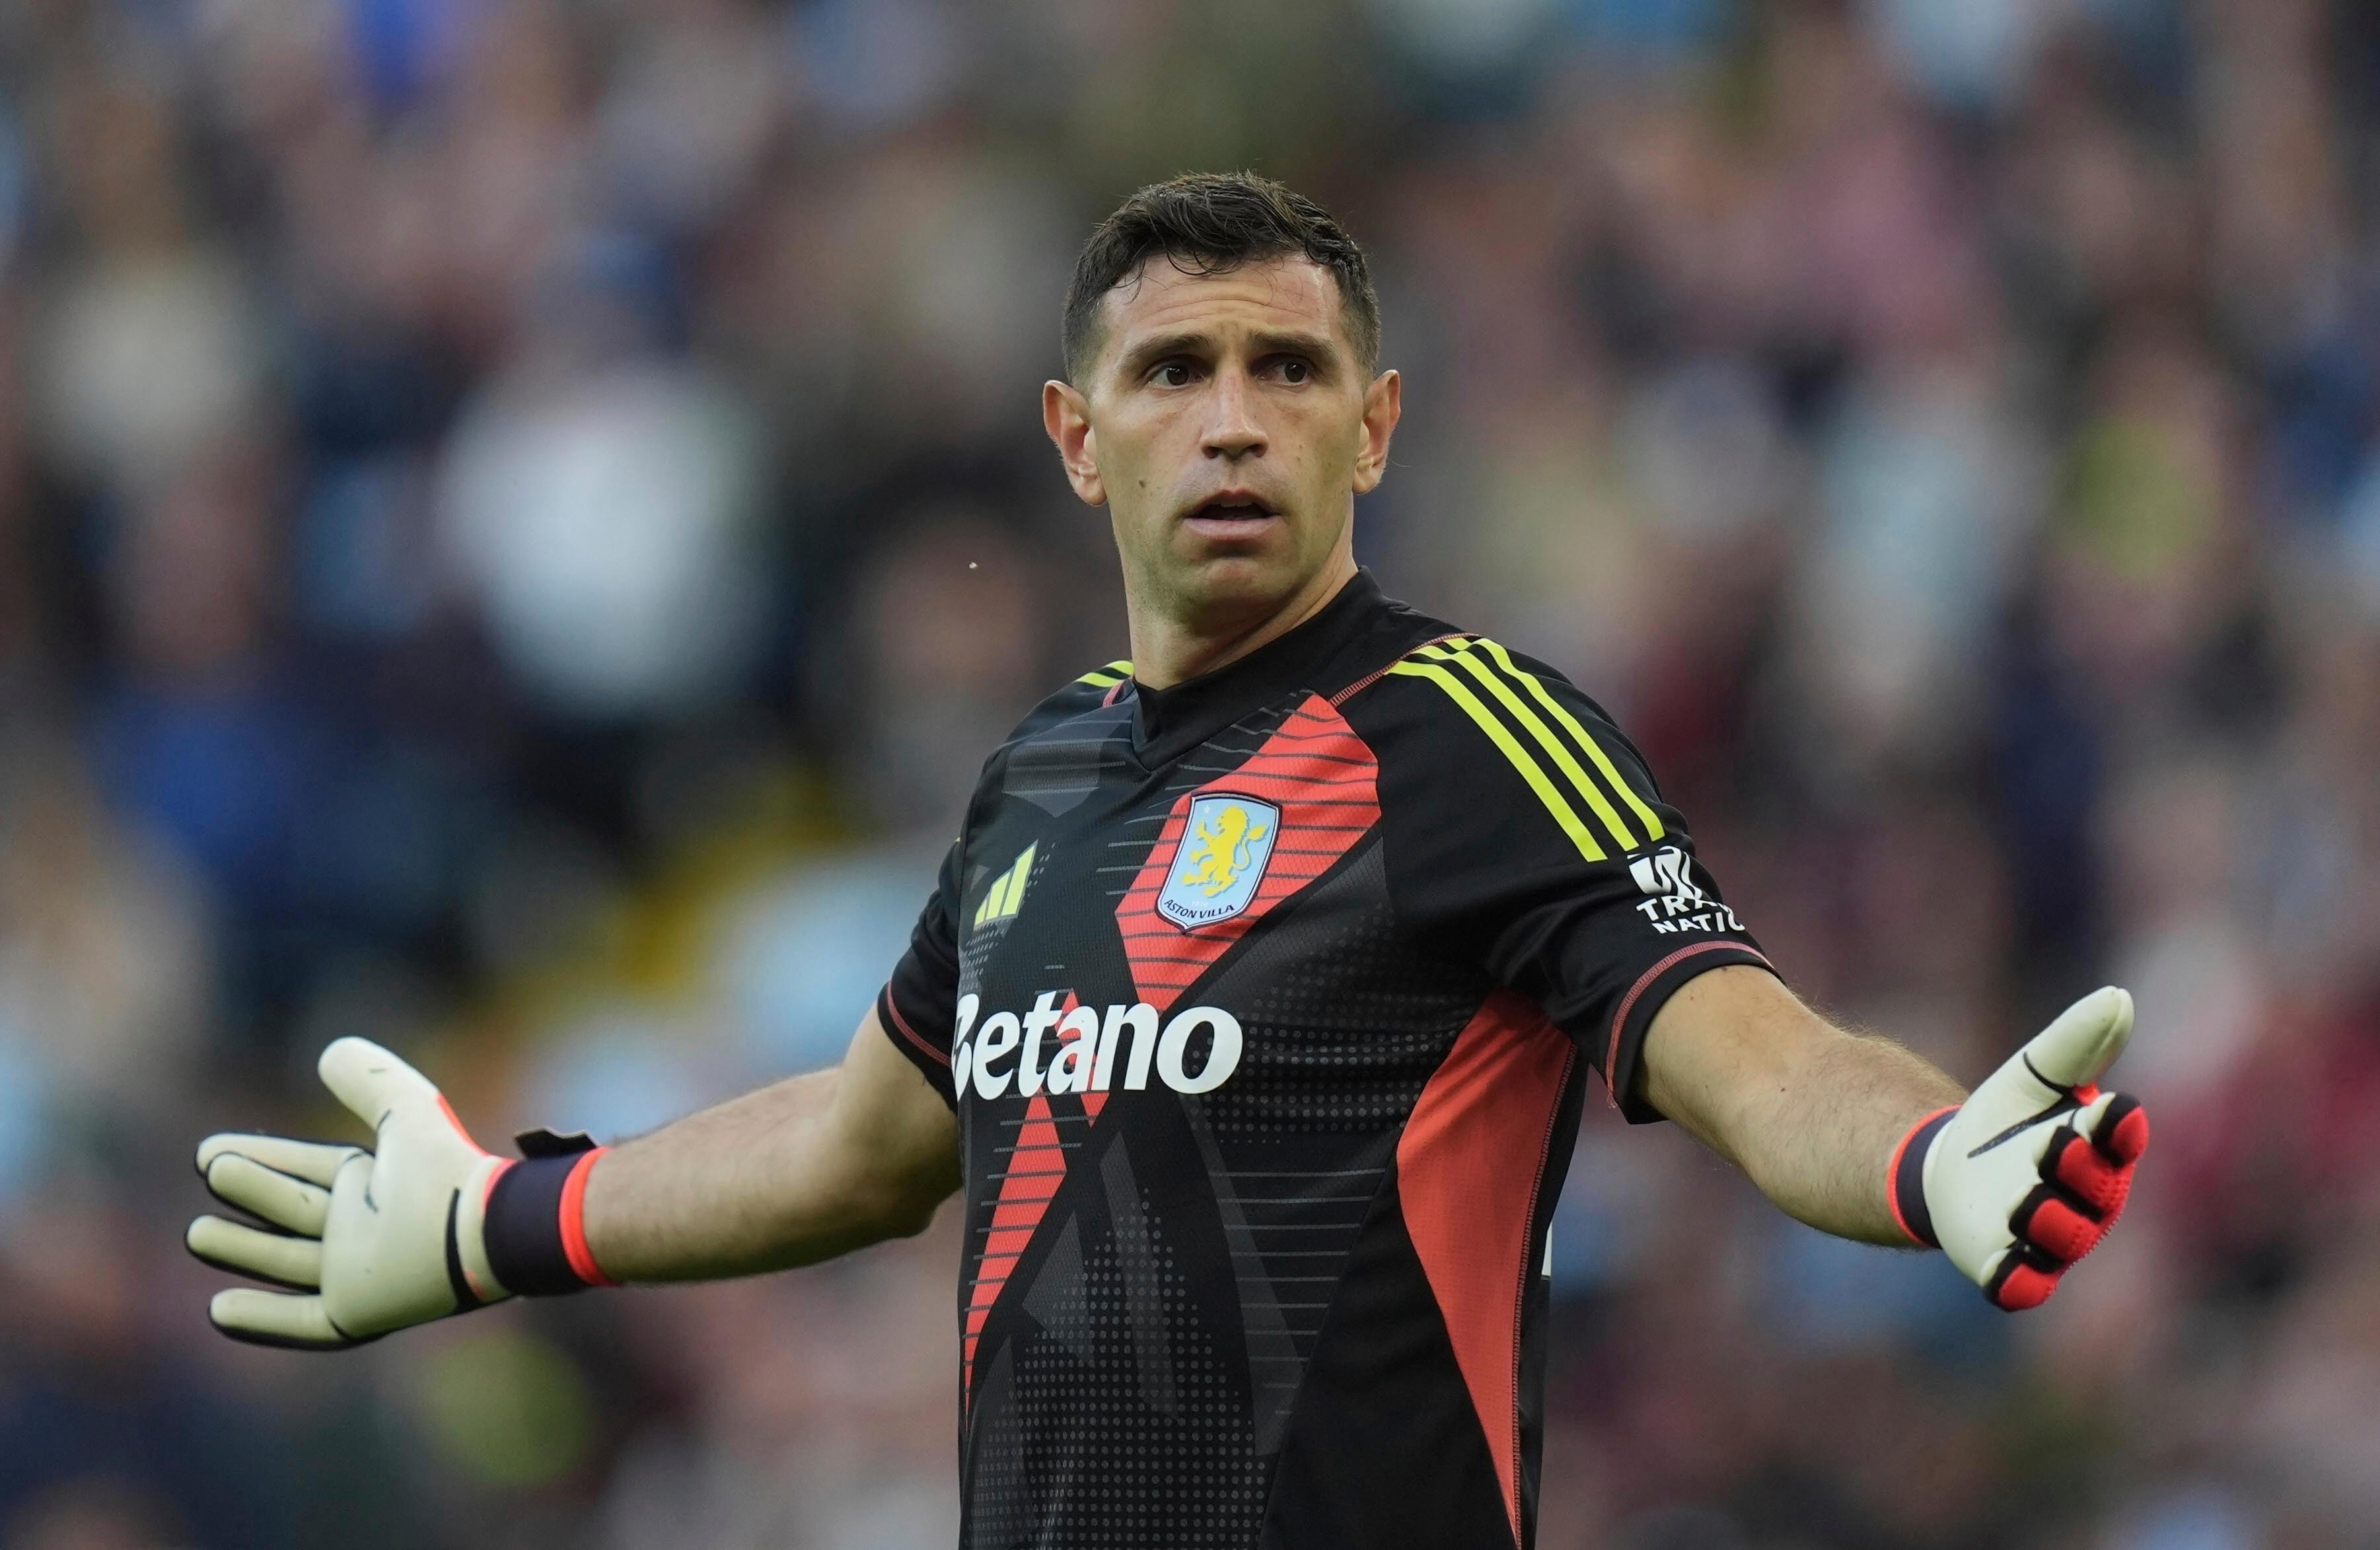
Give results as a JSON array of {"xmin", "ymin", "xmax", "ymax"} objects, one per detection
[{"xmin": 973, "ymin": 843, "xmax": 1036, "ymax": 929}]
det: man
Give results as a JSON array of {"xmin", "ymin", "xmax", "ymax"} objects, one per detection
[{"xmin": 189, "ymin": 174, "xmax": 2150, "ymax": 1549}]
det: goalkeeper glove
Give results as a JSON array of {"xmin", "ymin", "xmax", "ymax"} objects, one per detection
[
  {"xmin": 1889, "ymin": 987, "xmax": 2151, "ymax": 1311},
  {"xmin": 187, "ymin": 1037, "xmax": 614, "ymax": 1350}
]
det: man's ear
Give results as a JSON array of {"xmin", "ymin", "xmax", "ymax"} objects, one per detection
[
  {"xmin": 1043, "ymin": 380, "xmax": 1106, "ymax": 507},
  {"xmin": 1352, "ymin": 369, "xmax": 1401, "ymax": 495}
]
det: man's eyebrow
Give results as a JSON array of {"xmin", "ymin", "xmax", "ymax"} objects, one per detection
[
  {"xmin": 1114, "ymin": 331, "xmax": 1211, "ymax": 380},
  {"xmin": 1246, "ymin": 329, "xmax": 1340, "ymax": 363},
  {"xmin": 1113, "ymin": 328, "xmax": 1345, "ymax": 380}
]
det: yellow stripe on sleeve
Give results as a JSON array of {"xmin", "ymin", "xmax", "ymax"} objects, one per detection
[
  {"xmin": 1415, "ymin": 641, "xmax": 1644, "ymax": 854},
  {"xmin": 1470, "ymin": 638, "xmax": 1665, "ymax": 843},
  {"xmin": 1077, "ymin": 659, "xmax": 1134, "ymax": 688},
  {"xmin": 1386, "ymin": 660, "xmax": 1606, "ymax": 862}
]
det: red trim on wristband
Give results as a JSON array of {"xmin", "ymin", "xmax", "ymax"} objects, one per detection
[
  {"xmin": 463, "ymin": 1157, "xmax": 515, "ymax": 1302},
  {"xmin": 480, "ymin": 1156, "xmax": 514, "ymax": 1212},
  {"xmin": 1887, "ymin": 1106, "xmax": 1960, "ymax": 1247},
  {"xmin": 558, "ymin": 1148, "xmax": 616, "ymax": 1288}
]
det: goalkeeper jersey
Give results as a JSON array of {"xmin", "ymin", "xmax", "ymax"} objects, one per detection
[{"xmin": 877, "ymin": 570, "xmax": 1773, "ymax": 1550}]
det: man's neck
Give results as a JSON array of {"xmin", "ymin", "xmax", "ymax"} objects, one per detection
[{"xmin": 1128, "ymin": 553, "xmax": 1359, "ymax": 691}]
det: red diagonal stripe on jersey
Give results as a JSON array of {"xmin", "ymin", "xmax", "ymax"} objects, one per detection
[
  {"xmin": 961, "ymin": 993, "xmax": 1079, "ymax": 1407},
  {"xmin": 1397, "ymin": 992, "xmax": 1575, "ymax": 1550},
  {"xmin": 1116, "ymin": 695, "xmax": 1381, "ymax": 1013}
]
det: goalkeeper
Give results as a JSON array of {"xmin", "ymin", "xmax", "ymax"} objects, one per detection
[{"xmin": 190, "ymin": 172, "xmax": 2149, "ymax": 1549}]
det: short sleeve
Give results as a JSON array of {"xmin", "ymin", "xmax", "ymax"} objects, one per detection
[
  {"xmin": 1354, "ymin": 637, "xmax": 1777, "ymax": 1122},
  {"xmin": 877, "ymin": 837, "xmax": 964, "ymax": 1108}
]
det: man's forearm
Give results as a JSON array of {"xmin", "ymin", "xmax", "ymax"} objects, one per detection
[
  {"xmin": 1727, "ymin": 1025, "xmax": 1965, "ymax": 1244},
  {"xmin": 579, "ymin": 1010, "xmax": 962, "ymax": 1284},
  {"xmin": 580, "ymin": 1073, "xmax": 861, "ymax": 1283},
  {"xmin": 1643, "ymin": 967, "xmax": 1967, "ymax": 1245},
  {"xmin": 575, "ymin": 1067, "xmax": 899, "ymax": 1285}
]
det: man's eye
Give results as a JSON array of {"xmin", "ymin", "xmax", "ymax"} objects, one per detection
[
  {"xmin": 1274, "ymin": 359, "xmax": 1311, "ymax": 384},
  {"xmin": 1155, "ymin": 363, "xmax": 1195, "ymax": 387}
]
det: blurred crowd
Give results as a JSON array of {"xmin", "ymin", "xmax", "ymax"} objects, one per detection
[{"xmin": 1, "ymin": 0, "xmax": 2376, "ymax": 1545}]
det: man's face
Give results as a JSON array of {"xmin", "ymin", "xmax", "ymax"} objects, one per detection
[{"xmin": 1044, "ymin": 254, "xmax": 1399, "ymax": 634}]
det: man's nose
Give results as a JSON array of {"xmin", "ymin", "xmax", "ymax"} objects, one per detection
[{"xmin": 1202, "ymin": 373, "xmax": 1266, "ymax": 461}]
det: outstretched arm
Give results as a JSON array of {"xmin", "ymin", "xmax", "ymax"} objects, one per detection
[
  {"xmin": 1641, "ymin": 966, "xmax": 2150, "ymax": 1308},
  {"xmin": 1640, "ymin": 966, "xmax": 1963, "ymax": 1245},
  {"xmin": 189, "ymin": 1008, "xmax": 959, "ymax": 1349},
  {"xmin": 583, "ymin": 1006, "xmax": 960, "ymax": 1283}
]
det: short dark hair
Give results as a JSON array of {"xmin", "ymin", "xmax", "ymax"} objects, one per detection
[{"xmin": 1062, "ymin": 172, "xmax": 1381, "ymax": 384}]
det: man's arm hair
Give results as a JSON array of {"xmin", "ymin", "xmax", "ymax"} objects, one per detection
[
  {"xmin": 579, "ymin": 1007, "xmax": 962, "ymax": 1283},
  {"xmin": 1640, "ymin": 966, "xmax": 1967, "ymax": 1246}
]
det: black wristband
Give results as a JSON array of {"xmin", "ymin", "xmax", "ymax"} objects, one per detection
[
  {"xmin": 1891, "ymin": 1108, "xmax": 1957, "ymax": 1249},
  {"xmin": 483, "ymin": 1139, "xmax": 606, "ymax": 1296}
]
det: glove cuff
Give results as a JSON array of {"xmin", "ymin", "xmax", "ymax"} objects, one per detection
[
  {"xmin": 1888, "ymin": 1106, "xmax": 1959, "ymax": 1248},
  {"xmin": 483, "ymin": 1138, "xmax": 617, "ymax": 1296}
]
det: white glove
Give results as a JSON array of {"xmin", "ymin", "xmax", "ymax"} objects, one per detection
[
  {"xmin": 1893, "ymin": 987, "xmax": 2152, "ymax": 1311},
  {"xmin": 187, "ymin": 1038, "xmax": 512, "ymax": 1349}
]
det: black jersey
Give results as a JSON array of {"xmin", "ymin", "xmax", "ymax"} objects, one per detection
[{"xmin": 877, "ymin": 571, "xmax": 1773, "ymax": 1550}]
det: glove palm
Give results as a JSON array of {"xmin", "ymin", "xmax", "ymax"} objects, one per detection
[{"xmin": 187, "ymin": 1038, "xmax": 510, "ymax": 1349}]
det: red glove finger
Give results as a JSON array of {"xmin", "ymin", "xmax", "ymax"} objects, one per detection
[
  {"xmin": 2092, "ymin": 1092, "xmax": 2150, "ymax": 1164},
  {"xmin": 1985, "ymin": 1250, "xmax": 2063, "ymax": 1312},
  {"xmin": 2044, "ymin": 1129, "xmax": 2126, "ymax": 1219},
  {"xmin": 2012, "ymin": 1181, "xmax": 2107, "ymax": 1263},
  {"xmin": 2002, "ymin": 1093, "xmax": 2152, "ymax": 1298}
]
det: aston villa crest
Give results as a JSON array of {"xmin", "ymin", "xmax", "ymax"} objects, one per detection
[{"xmin": 1158, "ymin": 793, "xmax": 1281, "ymax": 929}]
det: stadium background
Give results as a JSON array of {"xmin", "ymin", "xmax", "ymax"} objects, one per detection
[{"xmin": 2, "ymin": 0, "xmax": 2377, "ymax": 1544}]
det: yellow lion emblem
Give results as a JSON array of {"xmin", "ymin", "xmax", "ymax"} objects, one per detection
[{"xmin": 1176, "ymin": 803, "xmax": 1270, "ymax": 897}]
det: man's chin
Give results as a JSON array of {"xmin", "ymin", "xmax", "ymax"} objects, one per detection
[
  {"xmin": 1173, "ymin": 545, "xmax": 1293, "ymax": 593},
  {"xmin": 1127, "ymin": 512, "xmax": 1344, "ymax": 627},
  {"xmin": 1159, "ymin": 549, "xmax": 1326, "ymax": 626}
]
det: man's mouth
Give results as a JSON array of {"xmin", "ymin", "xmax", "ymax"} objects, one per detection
[{"xmin": 1183, "ymin": 495, "xmax": 1280, "ymax": 529}]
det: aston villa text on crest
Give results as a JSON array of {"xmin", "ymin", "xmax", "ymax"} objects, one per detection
[{"xmin": 1163, "ymin": 895, "xmax": 1257, "ymax": 928}]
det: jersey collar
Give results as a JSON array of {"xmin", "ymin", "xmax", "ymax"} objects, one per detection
[{"xmin": 1128, "ymin": 569, "xmax": 1389, "ymax": 764}]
